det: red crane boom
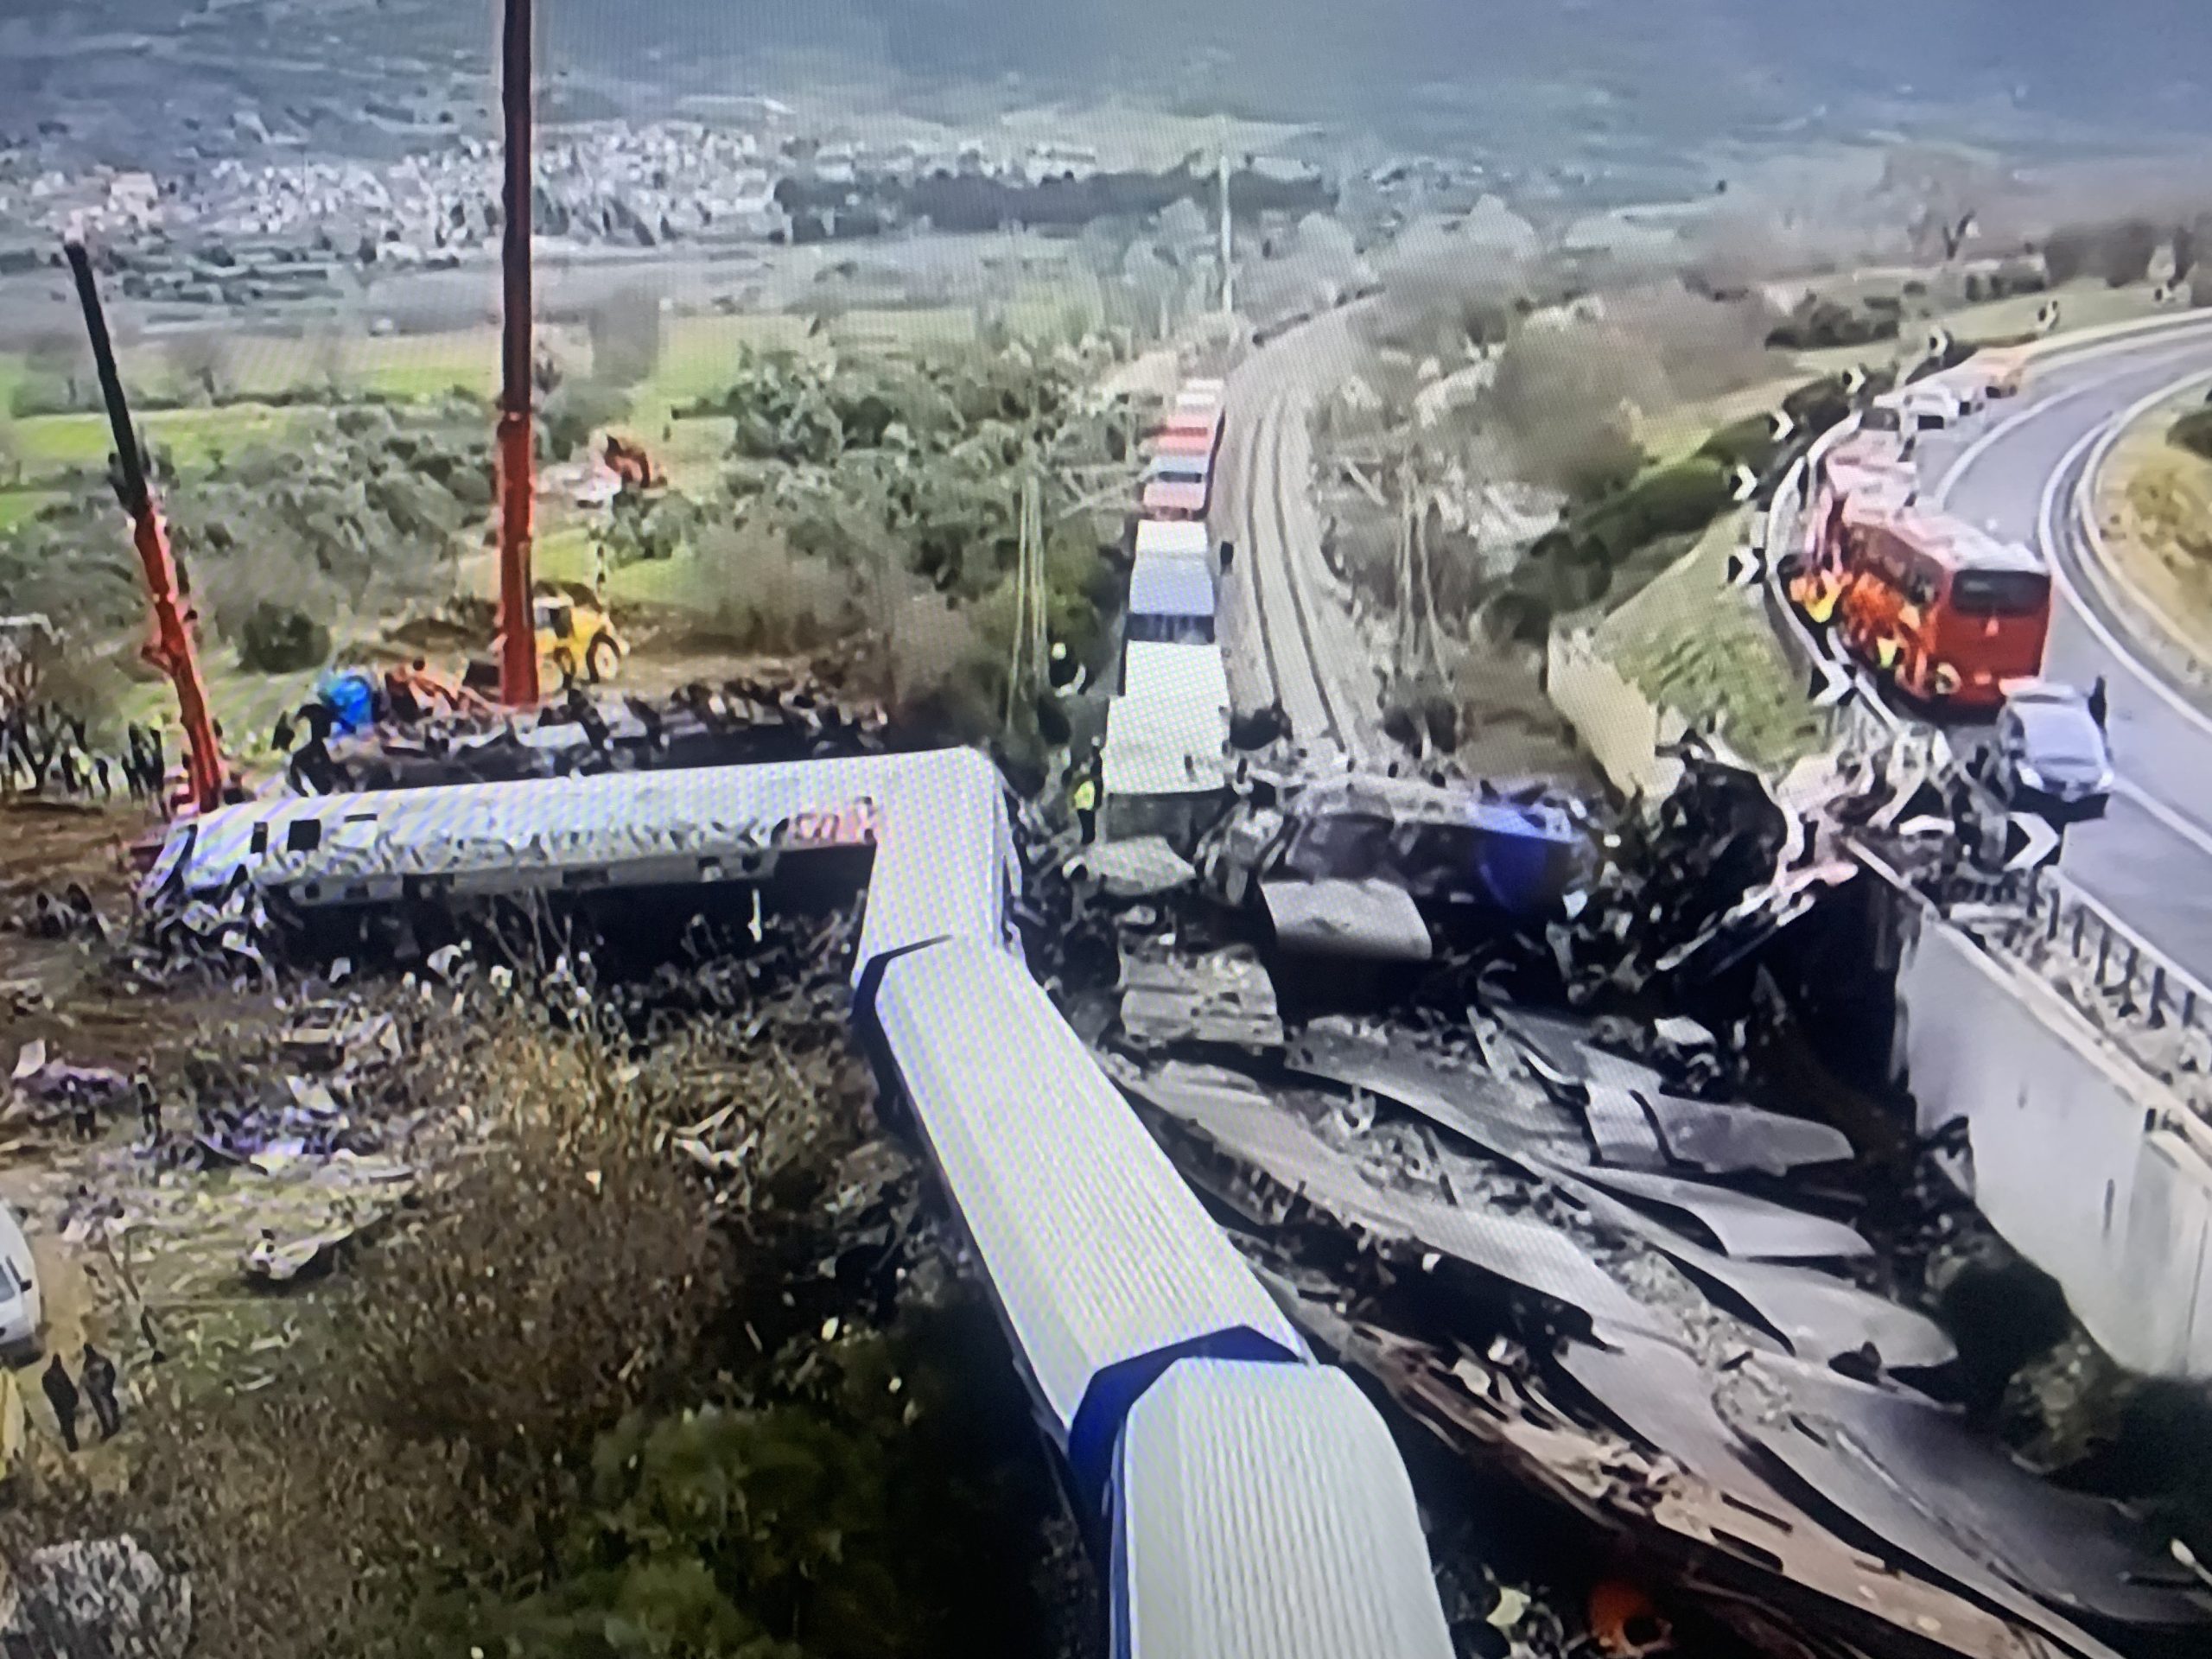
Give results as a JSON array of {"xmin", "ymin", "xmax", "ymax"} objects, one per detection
[
  {"xmin": 495, "ymin": 0, "xmax": 540, "ymax": 708},
  {"xmin": 64, "ymin": 237, "xmax": 228, "ymax": 816}
]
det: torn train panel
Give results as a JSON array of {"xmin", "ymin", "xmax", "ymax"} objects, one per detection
[
  {"xmin": 1743, "ymin": 1360, "xmax": 2210, "ymax": 1634},
  {"xmin": 1637, "ymin": 1090, "xmax": 1855, "ymax": 1178},
  {"xmin": 1556, "ymin": 1163, "xmax": 1873, "ymax": 1262},
  {"xmin": 1262, "ymin": 879, "xmax": 1433, "ymax": 962},
  {"xmin": 1565, "ymin": 1179, "xmax": 1955, "ymax": 1370},
  {"xmin": 1118, "ymin": 1062, "xmax": 1664, "ymax": 1337},
  {"xmin": 1118, "ymin": 946, "xmax": 1283, "ymax": 1052},
  {"xmin": 1284, "ymin": 1021, "xmax": 1586, "ymax": 1166},
  {"xmin": 1343, "ymin": 1321, "xmax": 2119, "ymax": 1659}
]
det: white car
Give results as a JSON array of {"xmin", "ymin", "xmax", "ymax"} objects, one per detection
[
  {"xmin": 1880, "ymin": 382, "xmax": 1968, "ymax": 432},
  {"xmin": 0, "ymin": 1201, "xmax": 41, "ymax": 1363}
]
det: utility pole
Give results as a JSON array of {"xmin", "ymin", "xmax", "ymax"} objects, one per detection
[
  {"xmin": 1003, "ymin": 471, "xmax": 1048, "ymax": 733},
  {"xmin": 494, "ymin": 0, "xmax": 540, "ymax": 709},
  {"xmin": 1217, "ymin": 132, "xmax": 1234, "ymax": 317}
]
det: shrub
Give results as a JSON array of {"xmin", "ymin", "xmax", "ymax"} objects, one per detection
[
  {"xmin": 236, "ymin": 600, "xmax": 330, "ymax": 672},
  {"xmin": 1556, "ymin": 424, "xmax": 1646, "ymax": 506},
  {"xmin": 1763, "ymin": 296, "xmax": 1898, "ymax": 352},
  {"xmin": 2170, "ymin": 409, "xmax": 2212, "ymax": 463},
  {"xmin": 2100, "ymin": 219, "xmax": 2160, "ymax": 288},
  {"xmin": 1697, "ymin": 415, "xmax": 1778, "ymax": 475},
  {"xmin": 1782, "ymin": 376, "xmax": 1856, "ymax": 435},
  {"xmin": 541, "ymin": 379, "xmax": 632, "ymax": 460},
  {"xmin": 684, "ymin": 522, "xmax": 860, "ymax": 650}
]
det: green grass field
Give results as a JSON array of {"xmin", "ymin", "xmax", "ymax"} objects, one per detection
[
  {"xmin": 0, "ymin": 489, "xmax": 60, "ymax": 530},
  {"xmin": 10, "ymin": 403, "xmax": 319, "ymax": 474}
]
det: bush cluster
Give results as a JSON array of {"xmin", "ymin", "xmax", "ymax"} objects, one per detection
[{"xmin": 2170, "ymin": 408, "xmax": 2212, "ymax": 463}]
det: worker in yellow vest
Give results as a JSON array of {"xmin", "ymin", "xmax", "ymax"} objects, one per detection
[
  {"xmin": 1067, "ymin": 738, "xmax": 1102, "ymax": 844},
  {"xmin": 1803, "ymin": 569, "xmax": 1840, "ymax": 627}
]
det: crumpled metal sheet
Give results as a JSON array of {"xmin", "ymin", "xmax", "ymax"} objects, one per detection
[
  {"xmin": 1342, "ymin": 1319, "xmax": 2110, "ymax": 1659},
  {"xmin": 1559, "ymin": 1163, "xmax": 1872, "ymax": 1262},
  {"xmin": 1656, "ymin": 1233, "xmax": 1953, "ymax": 1371},
  {"xmin": 1580, "ymin": 1084, "xmax": 1667, "ymax": 1171},
  {"xmin": 1073, "ymin": 836, "xmax": 1197, "ymax": 897},
  {"xmin": 1262, "ymin": 879, "xmax": 1433, "ymax": 962},
  {"xmin": 1119, "ymin": 945, "xmax": 1284, "ymax": 1052},
  {"xmin": 1285, "ymin": 1021, "xmax": 1584, "ymax": 1167},
  {"xmin": 1639, "ymin": 1091, "xmax": 1854, "ymax": 1177},
  {"xmin": 1745, "ymin": 1360, "xmax": 2210, "ymax": 1632},
  {"xmin": 1567, "ymin": 1180, "xmax": 1955, "ymax": 1371},
  {"xmin": 1121, "ymin": 1061, "xmax": 1663, "ymax": 1335},
  {"xmin": 1558, "ymin": 1332, "xmax": 1789, "ymax": 1510}
]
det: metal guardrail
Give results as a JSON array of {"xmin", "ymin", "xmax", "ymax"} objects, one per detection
[{"xmin": 2008, "ymin": 870, "xmax": 2212, "ymax": 1123}]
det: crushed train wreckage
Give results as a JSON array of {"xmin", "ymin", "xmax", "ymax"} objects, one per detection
[
  {"xmin": 1052, "ymin": 747, "xmax": 2211, "ymax": 1659},
  {"xmin": 100, "ymin": 689, "xmax": 2210, "ymax": 1659}
]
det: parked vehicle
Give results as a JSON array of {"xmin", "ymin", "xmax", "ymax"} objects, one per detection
[
  {"xmin": 1831, "ymin": 501, "xmax": 2051, "ymax": 710},
  {"xmin": 1988, "ymin": 681, "xmax": 2113, "ymax": 820},
  {"xmin": 0, "ymin": 1201, "xmax": 42, "ymax": 1364}
]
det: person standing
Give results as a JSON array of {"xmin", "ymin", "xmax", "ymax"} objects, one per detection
[
  {"xmin": 79, "ymin": 1345, "xmax": 122, "ymax": 1441},
  {"xmin": 41, "ymin": 1356, "xmax": 79, "ymax": 1452},
  {"xmin": 2088, "ymin": 675, "xmax": 2108, "ymax": 729},
  {"xmin": 1068, "ymin": 740, "xmax": 1103, "ymax": 846},
  {"xmin": 136, "ymin": 1073, "xmax": 162, "ymax": 1144}
]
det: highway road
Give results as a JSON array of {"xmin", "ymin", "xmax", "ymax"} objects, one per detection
[
  {"xmin": 1919, "ymin": 323, "xmax": 2212, "ymax": 978},
  {"xmin": 1215, "ymin": 307, "xmax": 1387, "ymax": 766},
  {"xmin": 1219, "ymin": 303, "xmax": 2212, "ymax": 977}
]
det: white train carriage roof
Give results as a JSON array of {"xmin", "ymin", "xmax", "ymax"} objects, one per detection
[
  {"xmin": 1110, "ymin": 1359, "xmax": 1457, "ymax": 1659},
  {"xmin": 849, "ymin": 747, "xmax": 1021, "ymax": 987},
  {"xmin": 1129, "ymin": 554, "xmax": 1217, "ymax": 621},
  {"xmin": 1105, "ymin": 642, "xmax": 1231, "ymax": 799},
  {"xmin": 1135, "ymin": 519, "xmax": 1213, "ymax": 561},
  {"xmin": 871, "ymin": 939, "xmax": 1307, "ymax": 1497}
]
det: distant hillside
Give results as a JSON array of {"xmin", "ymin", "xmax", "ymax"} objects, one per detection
[{"xmin": 4, "ymin": 0, "xmax": 2209, "ymax": 165}]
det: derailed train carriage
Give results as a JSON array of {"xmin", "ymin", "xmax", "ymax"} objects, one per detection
[{"xmin": 147, "ymin": 748, "xmax": 1456, "ymax": 1659}]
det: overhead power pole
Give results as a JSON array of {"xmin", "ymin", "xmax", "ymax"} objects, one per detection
[
  {"xmin": 495, "ymin": 0, "xmax": 540, "ymax": 708},
  {"xmin": 1217, "ymin": 137, "xmax": 1234, "ymax": 316}
]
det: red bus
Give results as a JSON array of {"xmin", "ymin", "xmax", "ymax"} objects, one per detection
[{"xmin": 1833, "ymin": 502, "xmax": 2051, "ymax": 709}]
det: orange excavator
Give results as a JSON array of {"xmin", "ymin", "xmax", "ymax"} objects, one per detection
[{"xmin": 65, "ymin": 235, "xmax": 234, "ymax": 817}]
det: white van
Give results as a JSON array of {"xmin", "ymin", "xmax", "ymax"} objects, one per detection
[{"xmin": 1878, "ymin": 381, "xmax": 1967, "ymax": 432}]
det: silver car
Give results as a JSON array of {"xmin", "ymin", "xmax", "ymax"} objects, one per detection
[
  {"xmin": 1992, "ymin": 683, "xmax": 2113, "ymax": 822},
  {"xmin": 0, "ymin": 1199, "xmax": 41, "ymax": 1363}
]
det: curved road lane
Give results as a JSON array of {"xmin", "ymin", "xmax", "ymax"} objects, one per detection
[{"xmin": 1929, "ymin": 326, "xmax": 2212, "ymax": 977}]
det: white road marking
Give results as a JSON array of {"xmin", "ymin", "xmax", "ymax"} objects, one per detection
[{"xmin": 2112, "ymin": 777, "xmax": 2212, "ymax": 862}]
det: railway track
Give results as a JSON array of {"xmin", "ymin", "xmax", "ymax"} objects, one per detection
[{"xmin": 1224, "ymin": 337, "xmax": 1379, "ymax": 766}]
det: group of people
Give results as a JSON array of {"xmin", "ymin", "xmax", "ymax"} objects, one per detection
[
  {"xmin": 0, "ymin": 706, "xmax": 168, "ymax": 806},
  {"xmin": 38, "ymin": 1344, "xmax": 124, "ymax": 1453}
]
